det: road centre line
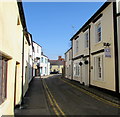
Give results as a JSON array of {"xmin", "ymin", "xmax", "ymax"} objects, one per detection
[
  {"xmin": 59, "ymin": 78, "xmax": 120, "ymax": 108},
  {"xmin": 42, "ymin": 79, "xmax": 66, "ymax": 117}
]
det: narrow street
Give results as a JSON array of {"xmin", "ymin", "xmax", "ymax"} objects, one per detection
[{"xmin": 15, "ymin": 75, "xmax": 120, "ymax": 116}]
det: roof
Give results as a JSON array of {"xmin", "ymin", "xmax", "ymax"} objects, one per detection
[
  {"xmin": 17, "ymin": 1, "xmax": 31, "ymax": 45},
  {"xmin": 65, "ymin": 47, "xmax": 72, "ymax": 54},
  {"xmin": 33, "ymin": 41, "xmax": 42, "ymax": 47},
  {"xmin": 49, "ymin": 60, "xmax": 64, "ymax": 65},
  {"xmin": 17, "ymin": 1, "xmax": 27, "ymax": 31},
  {"xmin": 70, "ymin": 2, "xmax": 111, "ymax": 41},
  {"xmin": 41, "ymin": 54, "xmax": 48, "ymax": 58}
]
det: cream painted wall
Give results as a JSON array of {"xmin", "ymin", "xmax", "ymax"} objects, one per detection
[
  {"xmin": 90, "ymin": 3, "xmax": 116, "ymax": 91},
  {"xmin": 65, "ymin": 49, "xmax": 72, "ymax": 79},
  {"xmin": 72, "ymin": 3, "xmax": 116, "ymax": 91},
  {"xmin": 51, "ymin": 65, "xmax": 63, "ymax": 74},
  {"xmin": 73, "ymin": 30, "xmax": 89, "ymax": 59},
  {"xmin": 0, "ymin": 1, "xmax": 23, "ymax": 115},
  {"xmin": 72, "ymin": 25, "xmax": 89, "ymax": 85},
  {"xmin": 23, "ymin": 36, "xmax": 29, "ymax": 97}
]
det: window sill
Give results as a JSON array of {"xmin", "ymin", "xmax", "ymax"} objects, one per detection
[
  {"xmin": 94, "ymin": 40, "xmax": 103, "ymax": 46},
  {"xmin": 0, "ymin": 98, "xmax": 7, "ymax": 108},
  {"xmin": 93, "ymin": 78, "xmax": 105, "ymax": 83},
  {"xmin": 84, "ymin": 47, "xmax": 89, "ymax": 51}
]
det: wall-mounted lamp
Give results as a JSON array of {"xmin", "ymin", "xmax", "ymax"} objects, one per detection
[
  {"xmin": 103, "ymin": 42, "xmax": 111, "ymax": 47},
  {"xmin": 79, "ymin": 62, "xmax": 83, "ymax": 66},
  {"xmin": 84, "ymin": 60, "xmax": 89, "ymax": 65}
]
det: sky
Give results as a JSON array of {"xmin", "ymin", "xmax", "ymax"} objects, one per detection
[{"xmin": 23, "ymin": 2, "xmax": 104, "ymax": 60}]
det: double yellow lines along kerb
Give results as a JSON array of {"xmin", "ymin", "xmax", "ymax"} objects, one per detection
[
  {"xmin": 59, "ymin": 78, "xmax": 120, "ymax": 108},
  {"xmin": 42, "ymin": 79, "xmax": 66, "ymax": 117}
]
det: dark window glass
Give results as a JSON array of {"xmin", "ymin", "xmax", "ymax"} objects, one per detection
[{"xmin": 0, "ymin": 57, "xmax": 7, "ymax": 104}]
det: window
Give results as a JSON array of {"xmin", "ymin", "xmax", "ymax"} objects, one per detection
[
  {"xmin": 45, "ymin": 59, "xmax": 48, "ymax": 63},
  {"xmin": 96, "ymin": 22, "xmax": 102, "ymax": 43},
  {"xmin": 94, "ymin": 55, "xmax": 103, "ymax": 80},
  {"xmin": 76, "ymin": 40, "xmax": 79, "ymax": 53},
  {"xmin": 41, "ymin": 57, "xmax": 43, "ymax": 63},
  {"xmin": 84, "ymin": 31, "xmax": 89, "ymax": 48},
  {"xmin": 75, "ymin": 63, "xmax": 79, "ymax": 76},
  {"xmin": 0, "ymin": 57, "xmax": 8, "ymax": 104},
  {"xmin": 37, "ymin": 46, "xmax": 39, "ymax": 53},
  {"xmin": 40, "ymin": 67, "xmax": 43, "ymax": 74},
  {"xmin": 45, "ymin": 67, "xmax": 47, "ymax": 74},
  {"xmin": 65, "ymin": 54, "xmax": 67, "ymax": 61},
  {"xmin": 17, "ymin": 17, "xmax": 20, "ymax": 25}
]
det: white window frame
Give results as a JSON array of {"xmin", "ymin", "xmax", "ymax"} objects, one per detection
[
  {"xmin": 94, "ymin": 54, "xmax": 104, "ymax": 81},
  {"xmin": 84, "ymin": 30, "xmax": 89, "ymax": 48},
  {"xmin": 37, "ymin": 46, "xmax": 39, "ymax": 53},
  {"xmin": 76, "ymin": 39, "xmax": 79, "ymax": 54},
  {"xmin": 41, "ymin": 57, "xmax": 43, "ymax": 63},
  {"xmin": 95, "ymin": 20, "xmax": 102, "ymax": 43},
  {"xmin": 75, "ymin": 63, "xmax": 80, "ymax": 76}
]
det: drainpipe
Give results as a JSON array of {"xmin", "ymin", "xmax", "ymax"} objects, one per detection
[
  {"xmin": 71, "ymin": 41, "xmax": 73, "ymax": 80},
  {"xmin": 21, "ymin": 28, "xmax": 26, "ymax": 107},
  {"xmin": 88, "ymin": 25, "xmax": 91, "ymax": 86},
  {"xmin": 116, "ymin": 1, "xmax": 120, "ymax": 94},
  {"xmin": 113, "ymin": 2, "xmax": 119, "ymax": 94}
]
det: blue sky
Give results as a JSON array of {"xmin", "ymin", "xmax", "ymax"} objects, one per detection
[{"xmin": 23, "ymin": 2, "xmax": 104, "ymax": 60}]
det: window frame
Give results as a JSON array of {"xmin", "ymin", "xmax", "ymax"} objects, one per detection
[
  {"xmin": 95, "ymin": 20, "xmax": 102, "ymax": 43},
  {"xmin": 94, "ymin": 54, "xmax": 104, "ymax": 81},
  {"xmin": 75, "ymin": 63, "xmax": 80, "ymax": 76},
  {"xmin": 37, "ymin": 46, "xmax": 39, "ymax": 53},
  {"xmin": 84, "ymin": 30, "xmax": 89, "ymax": 48},
  {"xmin": 41, "ymin": 57, "xmax": 43, "ymax": 63},
  {"xmin": 76, "ymin": 39, "xmax": 79, "ymax": 54},
  {"xmin": 0, "ymin": 57, "xmax": 8, "ymax": 105}
]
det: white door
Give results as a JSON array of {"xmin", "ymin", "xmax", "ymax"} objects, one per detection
[{"xmin": 84, "ymin": 64, "xmax": 89, "ymax": 86}]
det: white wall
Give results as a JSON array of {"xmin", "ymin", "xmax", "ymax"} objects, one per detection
[
  {"xmin": 33, "ymin": 42, "xmax": 42, "ymax": 76},
  {"xmin": 40, "ymin": 55, "xmax": 50, "ymax": 76}
]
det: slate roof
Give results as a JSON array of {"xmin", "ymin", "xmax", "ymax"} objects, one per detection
[{"xmin": 49, "ymin": 60, "xmax": 64, "ymax": 65}]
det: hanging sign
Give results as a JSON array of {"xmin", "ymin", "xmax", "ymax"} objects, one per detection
[{"xmin": 104, "ymin": 47, "xmax": 111, "ymax": 58}]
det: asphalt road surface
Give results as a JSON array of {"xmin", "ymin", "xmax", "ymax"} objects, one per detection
[{"xmin": 42, "ymin": 75, "xmax": 120, "ymax": 116}]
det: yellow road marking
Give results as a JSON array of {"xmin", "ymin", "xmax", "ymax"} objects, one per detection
[
  {"xmin": 42, "ymin": 80, "xmax": 60, "ymax": 116},
  {"xmin": 59, "ymin": 78, "xmax": 120, "ymax": 108},
  {"xmin": 42, "ymin": 79, "xmax": 66, "ymax": 117},
  {"xmin": 46, "ymin": 90, "xmax": 60, "ymax": 116}
]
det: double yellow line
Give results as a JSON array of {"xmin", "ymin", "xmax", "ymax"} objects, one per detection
[
  {"xmin": 42, "ymin": 79, "xmax": 66, "ymax": 117},
  {"xmin": 59, "ymin": 78, "xmax": 120, "ymax": 108}
]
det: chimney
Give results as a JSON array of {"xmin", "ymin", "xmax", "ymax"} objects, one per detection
[{"xmin": 58, "ymin": 56, "xmax": 62, "ymax": 60}]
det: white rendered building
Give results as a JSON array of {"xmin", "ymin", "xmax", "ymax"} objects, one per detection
[
  {"xmin": 40, "ymin": 54, "xmax": 50, "ymax": 76},
  {"xmin": 33, "ymin": 41, "xmax": 42, "ymax": 76}
]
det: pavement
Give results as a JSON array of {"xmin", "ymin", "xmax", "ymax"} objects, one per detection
[{"xmin": 15, "ymin": 76, "xmax": 51, "ymax": 116}]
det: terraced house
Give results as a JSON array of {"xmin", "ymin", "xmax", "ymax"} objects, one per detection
[
  {"xmin": 65, "ymin": 1, "xmax": 120, "ymax": 94},
  {"xmin": 33, "ymin": 41, "xmax": 42, "ymax": 76},
  {"xmin": 0, "ymin": 1, "xmax": 33, "ymax": 115},
  {"xmin": 65, "ymin": 48, "xmax": 73, "ymax": 80}
]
